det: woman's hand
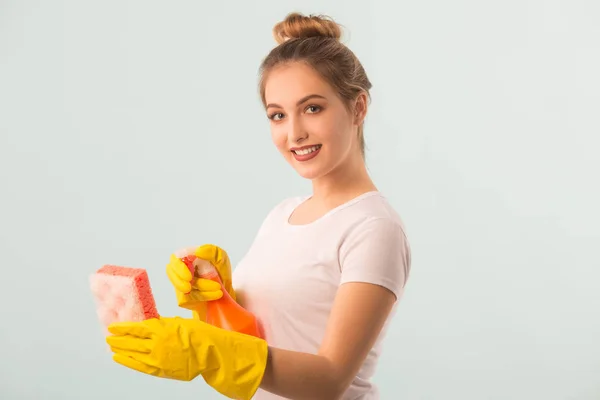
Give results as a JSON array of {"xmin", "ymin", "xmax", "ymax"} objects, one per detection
[
  {"xmin": 166, "ymin": 254, "xmax": 223, "ymax": 308},
  {"xmin": 106, "ymin": 316, "xmax": 268, "ymax": 400},
  {"xmin": 166, "ymin": 244, "xmax": 237, "ymax": 313}
]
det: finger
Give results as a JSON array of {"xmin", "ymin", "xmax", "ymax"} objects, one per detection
[
  {"xmin": 167, "ymin": 264, "xmax": 192, "ymax": 293},
  {"xmin": 106, "ymin": 335, "xmax": 152, "ymax": 353},
  {"xmin": 107, "ymin": 321, "xmax": 154, "ymax": 338},
  {"xmin": 196, "ymin": 289, "xmax": 222, "ymax": 301},
  {"xmin": 112, "ymin": 353, "xmax": 160, "ymax": 376},
  {"xmin": 168, "ymin": 254, "xmax": 192, "ymax": 281},
  {"xmin": 194, "ymin": 244, "xmax": 222, "ymax": 267},
  {"xmin": 193, "ymin": 278, "xmax": 221, "ymax": 292}
]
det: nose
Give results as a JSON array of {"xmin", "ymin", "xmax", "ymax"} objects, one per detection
[{"xmin": 288, "ymin": 115, "xmax": 308, "ymax": 145}]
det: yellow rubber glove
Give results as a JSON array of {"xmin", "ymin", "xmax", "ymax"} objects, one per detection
[
  {"xmin": 166, "ymin": 244, "xmax": 236, "ymax": 321},
  {"xmin": 106, "ymin": 316, "xmax": 268, "ymax": 400}
]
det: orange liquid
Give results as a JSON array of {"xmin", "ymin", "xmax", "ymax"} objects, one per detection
[{"xmin": 181, "ymin": 255, "xmax": 265, "ymax": 339}]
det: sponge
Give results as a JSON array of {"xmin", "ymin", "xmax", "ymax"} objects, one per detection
[{"xmin": 89, "ymin": 265, "xmax": 160, "ymax": 334}]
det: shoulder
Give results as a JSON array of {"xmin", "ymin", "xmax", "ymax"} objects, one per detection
[
  {"xmin": 337, "ymin": 193, "xmax": 412, "ymax": 295},
  {"xmin": 339, "ymin": 192, "xmax": 409, "ymax": 242},
  {"xmin": 340, "ymin": 215, "xmax": 411, "ymax": 265}
]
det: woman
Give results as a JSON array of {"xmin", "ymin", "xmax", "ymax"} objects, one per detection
[{"xmin": 106, "ymin": 12, "xmax": 411, "ymax": 400}]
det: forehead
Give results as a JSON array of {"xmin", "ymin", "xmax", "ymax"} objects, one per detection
[{"xmin": 264, "ymin": 62, "xmax": 335, "ymax": 105}]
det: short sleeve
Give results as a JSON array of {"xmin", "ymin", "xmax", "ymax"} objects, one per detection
[{"xmin": 338, "ymin": 217, "xmax": 411, "ymax": 299}]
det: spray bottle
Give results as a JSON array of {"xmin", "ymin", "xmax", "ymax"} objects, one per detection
[{"xmin": 179, "ymin": 252, "xmax": 265, "ymax": 339}]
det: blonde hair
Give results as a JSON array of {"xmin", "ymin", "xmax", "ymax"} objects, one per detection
[{"xmin": 258, "ymin": 12, "xmax": 372, "ymax": 156}]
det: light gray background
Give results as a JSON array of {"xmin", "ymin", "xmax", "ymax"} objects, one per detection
[{"xmin": 1, "ymin": 1, "xmax": 599, "ymax": 399}]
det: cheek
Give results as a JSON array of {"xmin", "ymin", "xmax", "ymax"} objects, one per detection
[
  {"xmin": 271, "ymin": 127, "xmax": 289, "ymax": 154},
  {"xmin": 321, "ymin": 118, "xmax": 350, "ymax": 149},
  {"xmin": 336, "ymin": 116, "xmax": 356, "ymax": 146}
]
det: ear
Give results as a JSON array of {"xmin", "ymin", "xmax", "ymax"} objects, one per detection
[{"xmin": 353, "ymin": 92, "xmax": 368, "ymax": 126}]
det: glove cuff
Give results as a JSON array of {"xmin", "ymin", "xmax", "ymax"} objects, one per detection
[{"xmin": 200, "ymin": 329, "xmax": 269, "ymax": 400}]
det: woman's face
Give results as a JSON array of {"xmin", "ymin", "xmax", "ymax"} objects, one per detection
[{"xmin": 263, "ymin": 62, "xmax": 363, "ymax": 180}]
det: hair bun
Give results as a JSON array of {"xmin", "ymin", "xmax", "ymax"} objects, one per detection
[{"xmin": 273, "ymin": 12, "xmax": 342, "ymax": 44}]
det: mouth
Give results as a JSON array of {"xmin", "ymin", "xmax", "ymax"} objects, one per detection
[
  {"xmin": 291, "ymin": 144, "xmax": 322, "ymax": 155},
  {"xmin": 290, "ymin": 144, "xmax": 322, "ymax": 162}
]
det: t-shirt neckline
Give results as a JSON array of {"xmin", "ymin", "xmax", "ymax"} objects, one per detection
[{"xmin": 285, "ymin": 190, "xmax": 382, "ymax": 229}]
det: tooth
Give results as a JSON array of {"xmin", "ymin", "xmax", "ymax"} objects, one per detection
[{"xmin": 294, "ymin": 145, "xmax": 320, "ymax": 155}]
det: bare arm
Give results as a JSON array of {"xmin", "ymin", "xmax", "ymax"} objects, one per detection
[{"xmin": 259, "ymin": 282, "xmax": 397, "ymax": 400}]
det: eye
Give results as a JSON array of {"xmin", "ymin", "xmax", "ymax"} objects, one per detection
[
  {"xmin": 305, "ymin": 105, "xmax": 321, "ymax": 114},
  {"xmin": 268, "ymin": 112, "xmax": 284, "ymax": 121}
]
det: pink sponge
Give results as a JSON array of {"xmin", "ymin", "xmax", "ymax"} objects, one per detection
[{"xmin": 89, "ymin": 265, "xmax": 160, "ymax": 333}]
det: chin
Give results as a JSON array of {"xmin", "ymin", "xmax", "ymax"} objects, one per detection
[
  {"xmin": 295, "ymin": 169, "xmax": 322, "ymax": 180},
  {"xmin": 284, "ymin": 152, "xmax": 332, "ymax": 180},
  {"xmin": 290, "ymin": 162, "xmax": 330, "ymax": 180}
]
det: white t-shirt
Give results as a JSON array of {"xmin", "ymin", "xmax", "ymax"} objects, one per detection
[{"xmin": 232, "ymin": 191, "xmax": 411, "ymax": 400}]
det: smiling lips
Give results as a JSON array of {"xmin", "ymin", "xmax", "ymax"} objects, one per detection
[{"xmin": 291, "ymin": 144, "xmax": 322, "ymax": 161}]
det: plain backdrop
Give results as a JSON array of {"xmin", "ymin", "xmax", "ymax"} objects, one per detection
[{"xmin": 1, "ymin": 1, "xmax": 599, "ymax": 399}]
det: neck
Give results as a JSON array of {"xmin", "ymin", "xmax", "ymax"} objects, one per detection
[{"xmin": 310, "ymin": 152, "xmax": 377, "ymax": 209}]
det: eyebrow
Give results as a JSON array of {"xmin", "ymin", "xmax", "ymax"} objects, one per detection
[{"xmin": 266, "ymin": 94, "xmax": 327, "ymax": 110}]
